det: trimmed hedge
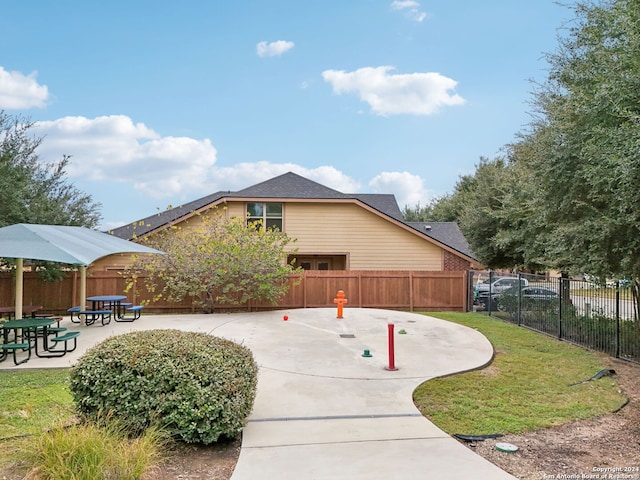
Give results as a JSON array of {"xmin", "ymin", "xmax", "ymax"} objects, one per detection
[{"xmin": 69, "ymin": 329, "xmax": 258, "ymax": 444}]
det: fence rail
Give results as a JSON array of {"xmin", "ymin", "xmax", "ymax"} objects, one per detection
[
  {"xmin": 0, "ymin": 269, "xmax": 468, "ymax": 315},
  {"xmin": 470, "ymin": 271, "xmax": 640, "ymax": 364}
]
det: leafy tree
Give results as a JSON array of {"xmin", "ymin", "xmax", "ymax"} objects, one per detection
[
  {"xmin": 454, "ymin": 157, "xmax": 532, "ymax": 269},
  {"xmin": 402, "ymin": 201, "xmax": 434, "ymax": 222},
  {"xmin": 0, "ymin": 111, "xmax": 101, "ymax": 228},
  {"xmin": 402, "ymin": 195, "xmax": 459, "ymax": 222},
  {"xmin": 513, "ymin": 0, "xmax": 640, "ymax": 282},
  {"xmin": 0, "ymin": 111, "xmax": 102, "ymax": 280},
  {"xmin": 129, "ymin": 209, "xmax": 301, "ymax": 312}
]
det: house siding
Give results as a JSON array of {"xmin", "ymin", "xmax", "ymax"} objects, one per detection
[
  {"xmin": 96, "ymin": 200, "xmax": 464, "ymax": 272},
  {"xmin": 278, "ymin": 202, "xmax": 443, "ymax": 270}
]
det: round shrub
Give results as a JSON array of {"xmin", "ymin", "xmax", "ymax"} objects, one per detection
[{"xmin": 69, "ymin": 329, "xmax": 258, "ymax": 444}]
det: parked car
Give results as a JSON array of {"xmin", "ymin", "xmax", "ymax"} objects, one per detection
[
  {"xmin": 477, "ymin": 286, "xmax": 560, "ymax": 312},
  {"xmin": 474, "ymin": 277, "xmax": 529, "ymax": 300}
]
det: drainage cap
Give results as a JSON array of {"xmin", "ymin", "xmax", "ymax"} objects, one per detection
[{"xmin": 495, "ymin": 442, "xmax": 518, "ymax": 453}]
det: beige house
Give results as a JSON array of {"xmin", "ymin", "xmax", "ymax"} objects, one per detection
[{"xmin": 106, "ymin": 172, "xmax": 478, "ymax": 271}]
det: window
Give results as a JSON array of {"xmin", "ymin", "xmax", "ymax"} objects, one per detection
[
  {"xmin": 247, "ymin": 202, "xmax": 283, "ymax": 231},
  {"xmin": 288, "ymin": 255, "xmax": 347, "ymax": 270}
]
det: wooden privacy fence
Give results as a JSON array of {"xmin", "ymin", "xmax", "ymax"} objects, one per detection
[{"xmin": 0, "ymin": 270, "xmax": 468, "ymax": 314}]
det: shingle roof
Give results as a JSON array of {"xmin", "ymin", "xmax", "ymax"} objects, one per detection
[
  {"xmin": 108, "ymin": 191, "xmax": 226, "ymax": 239},
  {"xmin": 353, "ymin": 193, "xmax": 404, "ymax": 221},
  {"xmin": 228, "ymin": 172, "xmax": 349, "ymax": 199},
  {"xmin": 406, "ymin": 221, "xmax": 475, "ymax": 259},
  {"xmin": 108, "ymin": 171, "xmax": 475, "ymax": 260}
]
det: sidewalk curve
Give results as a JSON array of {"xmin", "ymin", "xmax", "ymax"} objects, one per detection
[{"xmin": 0, "ymin": 308, "xmax": 517, "ymax": 479}]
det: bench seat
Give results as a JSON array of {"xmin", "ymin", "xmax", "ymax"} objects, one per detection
[
  {"xmin": 38, "ymin": 331, "xmax": 80, "ymax": 358},
  {"xmin": 51, "ymin": 331, "xmax": 80, "ymax": 343},
  {"xmin": 0, "ymin": 342, "xmax": 31, "ymax": 365},
  {"xmin": 48, "ymin": 327, "xmax": 68, "ymax": 335},
  {"xmin": 115, "ymin": 305, "xmax": 144, "ymax": 322},
  {"xmin": 68, "ymin": 306, "xmax": 82, "ymax": 323},
  {"xmin": 76, "ymin": 309, "xmax": 112, "ymax": 326}
]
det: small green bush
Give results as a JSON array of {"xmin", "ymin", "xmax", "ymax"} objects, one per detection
[{"xmin": 68, "ymin": 330, "xmax": 258, "ymax": 444}]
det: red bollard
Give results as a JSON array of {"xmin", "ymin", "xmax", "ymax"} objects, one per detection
[{"xmin": 385, "ymin": 323, "xmax": 398, "ymax": 371}]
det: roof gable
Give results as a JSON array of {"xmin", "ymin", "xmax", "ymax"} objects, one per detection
[{"xmin": 229, "ymin": 172, "xmax": 348, "ymax": 199}]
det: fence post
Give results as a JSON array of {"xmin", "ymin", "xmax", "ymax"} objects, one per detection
[
  {"xmin": 488, "ymin": 271, "xmax": 494, "ymax": 316},
  {"xmin": 409, "ymin": 271, "xmax": 414, "ymax": 312},
  {"xmin": 558, "ymin": 276, "xmax": 563, "ymax": 339},
  {"xmin": 517, "ymin": 272, "xmax": 523, "ymax": 326},
  {"xmin": 616, "ymin": 281, "xmax": 621, "ymax": 358}
]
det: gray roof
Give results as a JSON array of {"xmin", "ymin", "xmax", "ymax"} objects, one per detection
[
  {"xmin": 109, "ymin": 191, "xmax": 226, "ymax": 240},
  {"xmin": 229, "ymin": 172, "xmax": 349, "ymax": 199},
  {"xmin": 406, "ymin": 222, "xmax": 475, "ymax": 259},
  {"xmin": 109, "ymin": 172, "xmax": 474, "ymax": 260}
]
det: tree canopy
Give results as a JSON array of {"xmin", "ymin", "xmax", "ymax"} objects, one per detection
[
  {"xmin": 0, "ymin": 111, "xmax": 101, "ymax": 228},
  {"xmin": 129, "ymin": 210, "xmax": 301, "ymax": 312},
  {"xmin": 426, "ymin": 0, "xmax": 640, "ymax": 282}
]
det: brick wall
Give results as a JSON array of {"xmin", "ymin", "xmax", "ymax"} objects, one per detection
[{"xmin": 444, "ymin": 250, "xmax": 471, "ymax": 271}]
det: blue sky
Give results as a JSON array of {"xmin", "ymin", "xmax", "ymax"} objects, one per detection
[{"xmin": 1, "ymin": 1, "xmax": 572, "ymax": 230}]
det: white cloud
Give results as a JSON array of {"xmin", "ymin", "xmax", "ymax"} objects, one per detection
[
  {"xmin": 369, "ymin": 171, "xmax": 433, "ymax": 208},
  {"xmin": 30, "ymin": 115, "xmax": 362, "ymax": 202},
  {"xmin": 322, "ymin": 66, "xmax": 465, "ymax": 116},
  {"xmin": 256, "ymin": 40, "xmax": 295, "ymax": 57},
  {"xmin": 33, "ymin": 115, "xmax": 218, "ymax": 198},
  {"xmin": 0, "ymin": 66, "xmax": 49, "ymax": 109},
  {"xmin": 390, "ymin": 0, "xmax": 428, "ymax": 22},
  {"xmin": 30, "ymin": 114, "xmax": 433, "ymax": 221},
  {"xmin": 391, "ymin": 0, "xmax": 420, "ymax": 8}
]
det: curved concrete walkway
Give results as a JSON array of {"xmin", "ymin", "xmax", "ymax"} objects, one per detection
[{"xmin": 1, "ymin": 308, "xmax": 517, "ymax": 479}]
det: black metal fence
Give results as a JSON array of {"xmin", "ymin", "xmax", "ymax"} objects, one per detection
[{"xmin": 468, "ymin": 271, "xmax": 640, "ymax": 364}]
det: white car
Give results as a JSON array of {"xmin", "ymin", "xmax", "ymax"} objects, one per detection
[{"xmin": 475, "ymin": 277, "xmax": 529, "ymax": 296}]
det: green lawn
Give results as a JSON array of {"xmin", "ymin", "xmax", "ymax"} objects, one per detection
[
  {"xmin": 0, "ymin": 369, "xmax": 74, "ymax": 440},
  {"xmin": 413, "ymin": 312, "xmax": 628, "ymax": 435}
]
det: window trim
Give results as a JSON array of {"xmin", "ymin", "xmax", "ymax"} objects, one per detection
[{"xmin": 246, "ymin": 202, "xmax": 283, "ymax": 231}]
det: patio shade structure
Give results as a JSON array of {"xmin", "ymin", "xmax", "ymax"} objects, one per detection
[{"xmin": 0, "ymin": 223, "xmax": 164, "ymax": 318}]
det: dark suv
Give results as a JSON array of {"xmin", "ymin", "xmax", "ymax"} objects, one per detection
[{"xmin": 479, "ymin": 286, "xmax": 560, "ymax": 312}]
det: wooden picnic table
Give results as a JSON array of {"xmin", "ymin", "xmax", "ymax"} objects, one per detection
[{"xmin": 0, "ymin": 305, "xmax": 43, "ymax": 319}]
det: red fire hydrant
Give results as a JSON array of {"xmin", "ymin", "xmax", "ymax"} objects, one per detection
[{"xmin": 333, "ymin": 290, "xmax": 348, "ymax": 319}]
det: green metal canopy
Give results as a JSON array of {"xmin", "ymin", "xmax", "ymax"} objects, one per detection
[{"xmin": 0, "ymin": 223, "xmax": 164, "ymax": 318}]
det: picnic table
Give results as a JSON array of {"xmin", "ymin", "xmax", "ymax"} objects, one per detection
[
  {"xmin": 69, "ymin": 295, "xmax": 144, "ymax": 326},
  {"xmin": 87, "ymin": 295, "xmax": 127, "ymax": 316},
  {"xmin": 70, "ymin": 295, "xmax": 125, "ymax": 326},
  {"xmin": 0, "ymin": 317, "xmax": 79, "ymax": 364},
  {"xmin": 0, "ymin": 305, "xmax": 43, "ymax": 320}
]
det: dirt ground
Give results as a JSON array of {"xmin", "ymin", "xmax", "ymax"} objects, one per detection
[
  {"xmin": 464, "ymin": 356, "xmax": 640, "ymax": 480},
  {"xmin": 155, "ymin": 356, "xmax": 640, "ymax": 480},
  {"xmin": 153, "ymin": 437, "xmax": 242, "ymax": 480}
]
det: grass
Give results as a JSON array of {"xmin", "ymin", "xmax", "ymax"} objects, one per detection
[
  {"xmin": 413, "ymin": 312, "xmax": 628, "ymax": 435},
  {"xmin": 0, "ymin": 369, "xmax": 74, "ymax": 439},
  {"xmin": 22, "ymin": 418, "xmax": 167, "ymax": 480},
  {"xmin": 0, "ymin": 369, "xmax": 166, "ymax": 479},
  {"xmin": 570, "ymin": 286, "xmax": 633, "ymax": 300}
]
